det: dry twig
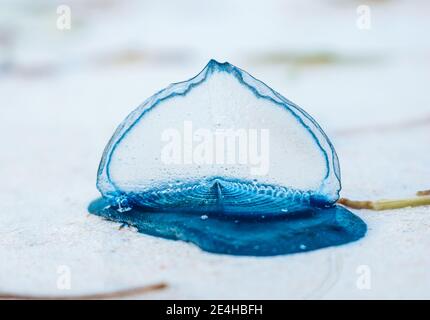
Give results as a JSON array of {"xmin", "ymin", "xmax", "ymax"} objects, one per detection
[
  {"xmin": 417, "ymin": 189, "xmax": 430, "ymax": 196},
  {"xmin": 0, "ymin": 282, "xmax": 167, "ymax": 300},
  {"xmin": 338, "ymin": 195, "xmax": 430, "ymax": 210}
]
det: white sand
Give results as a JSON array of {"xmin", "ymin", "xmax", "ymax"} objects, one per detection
[{"xmin": 0, "ymin": 0, "xmax": 429, "ymax": 299}]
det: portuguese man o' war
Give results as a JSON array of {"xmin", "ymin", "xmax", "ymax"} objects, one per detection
[{"xmin": 89, "ymin": 60, "xmax": 366, "ymax": 256}]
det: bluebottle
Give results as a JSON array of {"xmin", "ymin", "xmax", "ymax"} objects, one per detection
[{"xmin": 91, "ymin": 60, "xmax": 366, "ymax": 256}]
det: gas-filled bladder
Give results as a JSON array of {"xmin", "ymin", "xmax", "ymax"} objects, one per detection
[{"xmin": 90, "ymin": 60, "xmax": 366, "ymax": 256}]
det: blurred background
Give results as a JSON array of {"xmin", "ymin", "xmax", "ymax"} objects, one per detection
[
  {"xmin": 1, "ymin": 0, "xmax": 429, "ymax": 196},
  {"xmin": 1, "ymin": 0, "xmax": 429, "ymax": 298}
]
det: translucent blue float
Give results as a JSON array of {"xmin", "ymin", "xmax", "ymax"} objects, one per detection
[{"xmin": 90, "ymin": 60, "xmax": 366, "ymax": 256}]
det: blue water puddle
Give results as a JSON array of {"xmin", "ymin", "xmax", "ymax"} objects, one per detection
[{"xmin": 88, "ymin": 197, "xmax": 366, "ymax": 256}]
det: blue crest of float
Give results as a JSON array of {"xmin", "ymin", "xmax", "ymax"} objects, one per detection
[{"xmin": 96, "ymin": 60, "xmax": 341, "ymax": 214}]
